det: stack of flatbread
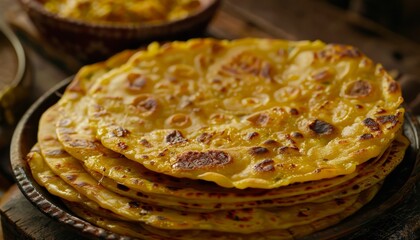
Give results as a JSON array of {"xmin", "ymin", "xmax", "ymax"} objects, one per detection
[{"xmin": 27, "ymin": 38, "xmax": 408, "ymax": 239}]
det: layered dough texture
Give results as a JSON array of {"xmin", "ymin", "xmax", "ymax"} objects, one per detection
[{"xmin": 28, "ymin": 38, "xmax": 408, "ymax": 239}]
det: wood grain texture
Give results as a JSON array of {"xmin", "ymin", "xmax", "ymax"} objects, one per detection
[
  {"xmin": 222, "ymin": 0, "xmax": 420, "ymax": 77},
  {"xmin": 0, "ymin": 185, "xmax": 92, "ymax": 240}
]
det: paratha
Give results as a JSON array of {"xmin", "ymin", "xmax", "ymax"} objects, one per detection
[
  {"xmin": 27, "ymin": 38, "xmax": 409, "ymax": 239},
  {"xmin": 55, "ymin": 68, "xmax": 361, "ymax": 205},
  {"xmin": 86, "ymin": 137, "xmax": 407, "ymax": 210},
  {"xmin": 26, "ymin": 145, "xmax": 130, "ymax": 221},
  {"xmin": 54, "ymin": 70, "xmax": 408, "ymax": 210},
  {"xmin": 26, "ymin": 144, "xmax": 85, "ymax": 203},
  {"xmin": 37, "ymin": 104, "xmax": 409, "ymax": 214},
  {"xmin": 39, "ymin": 104, "xmax": 373, "ymax": 233},
  {"xmin": 54, "ymin": 45, "xmax": 365, "ymax": 206},
  {"xmin": 85, "ymin": 38, "xmax": 404, "ymax": 189},
  {"xmin": 64, "ymin": 183, "xmax": 381, "ymax": 240}
]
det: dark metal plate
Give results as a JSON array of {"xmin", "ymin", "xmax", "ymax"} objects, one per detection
[{"xmin": 10, "ymin": 78, "xmax": 420, "ymax": 240}]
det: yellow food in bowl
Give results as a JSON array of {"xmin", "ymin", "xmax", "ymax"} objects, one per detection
[{"xmin": 41, "ymin": 0, "xmax": 201, "ymax": 24}]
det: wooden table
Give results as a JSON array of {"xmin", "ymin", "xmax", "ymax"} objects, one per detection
[{"xmin": 1, "ymin": 0, "xmax": 420, "ymax": 239}]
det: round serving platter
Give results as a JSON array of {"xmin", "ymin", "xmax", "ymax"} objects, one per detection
[{"xmin": 10, "ymin": 78, "xmax": 420, "ymax": 240}]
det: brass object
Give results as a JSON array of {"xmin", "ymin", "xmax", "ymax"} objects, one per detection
[{"xmin": 0, "ymin": 19, "xmax": 31, "ymax": 149}]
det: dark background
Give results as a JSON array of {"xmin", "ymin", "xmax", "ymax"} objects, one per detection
[{"xmin": 328, "ymin": 0, "xmax": 420, "ymax": 43}]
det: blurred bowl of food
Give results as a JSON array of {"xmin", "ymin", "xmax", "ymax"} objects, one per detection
[{"xmin": 17, "ymin": 0, "xmax": 221, "ymax": 63}]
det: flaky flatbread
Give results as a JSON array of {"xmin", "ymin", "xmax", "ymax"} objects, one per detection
[{"xmin": 84, "ymin": 39, "xmax": 403, "ymax": 189}]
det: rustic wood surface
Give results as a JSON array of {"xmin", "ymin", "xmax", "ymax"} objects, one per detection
[
  {"xmin": 0, "ymin": 0, "xmax": 419, "ymax": 239},
  {"xmin": 1, "ymin": 186, "xmax": 96, "ymax": 240}
]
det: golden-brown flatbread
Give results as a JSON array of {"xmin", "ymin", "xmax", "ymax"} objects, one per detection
[
  {"xmin": 85, "ymin": 39, "xmax": 404, "ymax": 189},
  {"xmin": 54, "ymin": 66, "xmax": 408, "ymax": 210},
  {"xmin": 64, "ymin": 183, "xmax": 381, "ymax": 239},
  {"xmin": 28, "ymin": 38, "xmax": 408, "ymax": 239},
  {"xmin": 39, "ymin": 104, "xmax": 372, "ymax": 233}
]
